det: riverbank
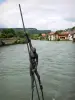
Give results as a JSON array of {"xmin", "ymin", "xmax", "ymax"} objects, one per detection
[
  {"xmin": 0, "ymin": 37, "xmax": 26, "ymax": 46},
  {"xmin": 0, "ymin": 37, "xmax": 73, "ymax": 47}
]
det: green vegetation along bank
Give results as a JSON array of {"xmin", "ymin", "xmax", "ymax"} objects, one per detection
[
  {"xmin": 0, "ymin": 26, "xmax": 75, "ymax": 46},
  {"xmin": 0, "ymin": 28, "xmax": 44, "ymax": 46}
]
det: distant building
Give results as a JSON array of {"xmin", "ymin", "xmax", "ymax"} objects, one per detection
[
  {"xmin": 68, "ymin": 30, "xmax": 75, "ymax": 41},
  {"xmin": 48, "ymin": 31, "xmax": 73, "ymax": 41},
  {"xmin": 73, "ymin": 33, "xmax": 75, "ymax": 38},
  {"xmin": 41, "ymin": 33, "xmax": 47, "ymax": 40},
  {"xmin": 58, "ymin": 32, "xmax": 69, "ymax": 40},
  {"xmin": 68, "ymin": 32, "xmax": 73, "ymax": 41},
  {"xmin": 72, "ymin": 33, "xmax": 75, "ymax": 42},
  {"xmin": 48, "ymin": 32, "xmax": 55, "ymax": 40},
  {"xmin": 41, "ymin": 33, "xmax": 46, "ymax": 37}
]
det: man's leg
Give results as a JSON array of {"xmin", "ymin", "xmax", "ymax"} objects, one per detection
[
  {"xmin": 31, "ymin": 74, "xmax": 35, "ymax": 88},
  {"xmin": 35, "ymin": 69, "xmax": 43, "ymax": 90},
  {"xmin": 30, "ymin": 64, "xmax": 35, "ymax": 88},
  {"xmin": 30, "ymin": 72, "xmax": 35, "ymax": 100}
]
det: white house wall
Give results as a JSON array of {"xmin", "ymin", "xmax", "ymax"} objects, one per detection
[
  {"xmin": 68, "ymin": 34, "xmax": 73, "ymax": 40},
  {"xmin": 51, "ymin": 35, "xmax": 55, "ymax": 40},
  {"xmin": 48, "ymin": 35, "xmax": 51, "ymax": 41},
  {"xmin": 74, "ymin": 34, "xmax": 75, "ymax": 38}
]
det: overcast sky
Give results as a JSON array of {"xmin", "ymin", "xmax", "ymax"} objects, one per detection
[{"xmin": 0, "ymin": 0, "xmax": 75, "ymax": 31}]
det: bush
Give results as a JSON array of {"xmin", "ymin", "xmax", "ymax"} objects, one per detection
[
  {"xmin": 57, "ymin": 38, "xmax": 60, "ymax": 41},
  {"xmin": 13, "ymin": 38, "xmax": 26, "ymax": 44}
]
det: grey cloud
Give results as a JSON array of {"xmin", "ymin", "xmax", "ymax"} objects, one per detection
[{"xmin": 65, "ymin": 18, "xmax": 75, "ymax": 22}]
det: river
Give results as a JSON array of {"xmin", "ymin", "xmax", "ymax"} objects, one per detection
[{"xmin": 0, "ymin": 40, "xmax": 75, "ymax": 100}]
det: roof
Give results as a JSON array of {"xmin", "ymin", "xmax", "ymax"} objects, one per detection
[
  {"xmin": 48, "ymin": 32, "xmax": 55, "ymax": 35},
  {"xmin": 41, "ymin": 33, "xmax": 46, "ymax": 37},
  {"xmin": 48, "ymin": 31, "xmax": 70, "ymax": 36},
  {"xmin": 58, "ymin": 32, "xmax": 69, "ymax": 36}
]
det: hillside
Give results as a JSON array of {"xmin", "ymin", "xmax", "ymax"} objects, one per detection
[{"xmin": 0, "ymin": 28, "xmax": 51, "ymax": 34}]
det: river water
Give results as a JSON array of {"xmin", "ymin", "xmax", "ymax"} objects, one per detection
[{"xmin": 0, "ymin": 40, "xmax": 75, "ymax": 100}]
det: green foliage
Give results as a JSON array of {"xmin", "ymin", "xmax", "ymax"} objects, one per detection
[
  {"xmin": 0, "ymin": 33, "xmax": 1, "ymax": 38},
  {"xmin": 0, "ymin": 28, "xmax": 51, "ymax": 40},
  {"xmin": 57, "ymin": 38, "xmax": 60, "ymax": 41},
  {"xmin": 55, "ymin": 30, "xmax": 63, "ymax": 34},
  {"xmin": 16, "ymin": 31, "xmax": 24, "ymax": 38},
  {"xmin": 0, "ymin": 28, "xmax": 16, "ymax": 38},
  {"xmin": 13, "ymin": 38, "xmax": 26, "ymax": 44},
  {"xmin": 0, "ymin": 28, "xmax": 41, "ymax": 40},
  {"xmin": 71, "ymin": 27, "xmax": 75, "ymax": 31},
  {"xmin": 0, "ymin": 26, "xmax": 75, "ymax": 41},
  {"xmin": 30, "ymin": 34, "xmax": 39, "ymax": 40},
  {"xmin": 0, "ymin": 33, "xmax": 7, "ymax": 38},
  {"xmin": 38, "ymin": 33, "xmax": 41, "ymax": 36}
]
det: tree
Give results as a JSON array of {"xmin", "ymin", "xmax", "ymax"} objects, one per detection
[
  {"xmin": 16, "ymin": 31, "xmax": 24, "ymax": 38},
  {"xmin": 1, "ymin": 28, "xmax": 16, "ymax": 38},
  {"xmin": 71, "ymin": 26, "xmax": 75, "ymax": 31},
  {"xmin": 55, "ymin": 30, "xmax": 63, "ymax": 34}
]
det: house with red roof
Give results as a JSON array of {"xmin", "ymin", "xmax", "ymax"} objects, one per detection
[
  {"xmin": 41, "ymin": 33, "xmax": 47, "ymax": 40},
  {"xmin": 48, "ymin": 31, "xmax": 73, "ymax": 41},
  {"xmin": 58, "ymin": 32, "xmax": 69, "ymax": 40},
  {"xmin": 41, "ymin": 33, "xmax": 46, "ymax": 37}
]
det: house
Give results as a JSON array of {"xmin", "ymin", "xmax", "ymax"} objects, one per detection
[
  {"xmin": 73, "ymin": 33, "xmax": 75, "ymax": 38},
  {"xmin": 48, "ymin": 31, "xmax": 72, "ymax": 41},
  {"xmin": 58, "ymin": 32, "xmax": 69, "ymax": 40},
  {"xmin": 68, "ymin": 30, "xmax": 75, "ymax": 41},
  {"xmin": 41, "ymin": 33, "xmax": 47, "ymax": 40},
  {"xmin": 48, "ymin": 32, "xmax": 55, "ymax": 40},
  {"xmin": 68, "ymin": 31, "xmax": 73, "ymax": 40},
  {"xmin": 41, "ymin": 33, "xmax": 46, "ymax": 37},
  {"xmin": 72, "ymin": 33, "xmax": 75, "ymax": 42}
]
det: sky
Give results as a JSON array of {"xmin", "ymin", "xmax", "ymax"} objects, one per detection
[{"xmin": 0, "ymin": 0, "xmax": 75, "ymax": 31}]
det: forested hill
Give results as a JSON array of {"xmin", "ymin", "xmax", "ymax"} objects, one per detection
[
  {"xmin": 0, "ymin": 26, "xmax": 75, "ymax": 35},
  {"xmin": 0, "ymin": 28, "xmax": 51, "ymax": 34}
]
